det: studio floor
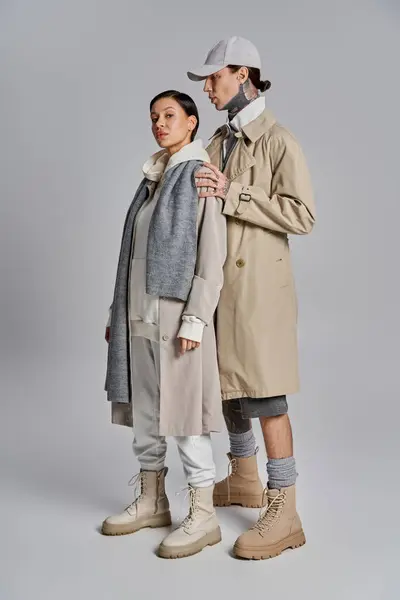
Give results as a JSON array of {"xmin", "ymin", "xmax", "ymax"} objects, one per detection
[{"xmin": 1, "ymin": 358, "xmax": 397, "ymax": 600}]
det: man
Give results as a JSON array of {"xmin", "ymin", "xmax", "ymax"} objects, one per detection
[{"xmin": 187, "ymin": 36, "xmax": 315, "ymax": 560}]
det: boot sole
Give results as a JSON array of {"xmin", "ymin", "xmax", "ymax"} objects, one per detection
[
  {"xmin": 101, "ymin": 511, "xmax": 172, "ymax": 536},
  {"xmin": 213, "ymin": 494, "xmax": 266, "ymax": 509},
  {"xmin": 233, "ymin": 529, "xmax": 306, "ymax": 560},
  {"xmin": 157, "ymin": 526, "xmax": 222, "ymax": 559}
]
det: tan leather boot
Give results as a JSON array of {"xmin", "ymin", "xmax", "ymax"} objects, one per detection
[
  {"xmin": 233, "ymin": 484, "xmax": 306, "ymax": 559},
  {"xmin": 213, "ymin": 453, "xmax": 266, "ymax": 508},
  {"xmin": 158, "ymin": 485, "xmax": 221, "ymax": 559},
  {"xmin": 101, "ymin": 468, "xmax": 171, "ymax": 536}
]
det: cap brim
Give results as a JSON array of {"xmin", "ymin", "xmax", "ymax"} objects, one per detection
[{"xmin": 187, "ymin": 64, "xmax": 224, "ymax": 81}]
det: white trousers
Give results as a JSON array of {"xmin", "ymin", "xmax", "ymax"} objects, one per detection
[{"xmin": 130, "ymin": 335, "xmax": 216, "ymax": 488}]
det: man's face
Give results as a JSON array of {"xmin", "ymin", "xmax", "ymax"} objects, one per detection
[{"xmin": 203, "ymin": 67, "xmax": 240, "ymax": 110}]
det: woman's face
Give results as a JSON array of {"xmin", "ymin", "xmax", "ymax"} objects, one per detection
[
  {"xmin": 150, "ymin": 97, "xmax": 196, "ymax": 154},
  {"xmin": 203, "ymin": 67, "xmax": 241, "ymax": 110}
]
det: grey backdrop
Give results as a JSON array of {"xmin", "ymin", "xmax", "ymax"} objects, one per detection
[{"xmin": 1, "ymin": 1, "xmax": 399, "ymax": 599}]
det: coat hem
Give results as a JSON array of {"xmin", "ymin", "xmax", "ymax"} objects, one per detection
[
  {"xmin": 111, "ymin": 401, "xmax": 223, "ymax": 435},
  {"xmin": 221, "ymin": 387, "xmax": 299, "ymax": 400}
]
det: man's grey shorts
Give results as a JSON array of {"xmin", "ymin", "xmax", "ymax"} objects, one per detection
[{"xmin": 223, "ymin": 395, "xmax": 288, "ymax": 420}]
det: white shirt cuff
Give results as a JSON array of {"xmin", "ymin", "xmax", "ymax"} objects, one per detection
[{"xmin": 178, "ymin": 315, "xmax": 206, "ymax": 343}]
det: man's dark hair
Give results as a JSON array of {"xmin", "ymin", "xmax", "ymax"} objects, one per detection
[{"xmin": 227, "ymin": 65, "xmax": 271, "ymax": 92}]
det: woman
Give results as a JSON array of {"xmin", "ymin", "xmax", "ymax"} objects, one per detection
[{"xmin": 101, "ymin": 90, "xmax": 227, "ymax": 560}]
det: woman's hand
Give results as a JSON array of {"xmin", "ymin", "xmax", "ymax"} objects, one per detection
[
  {"xmin": 195, "ymin": 162, "xmax": 230, "ymax": 200},
  {"xmin": 178, "ymin": 337, "xmax": 201, "ymax": 355},
  {"xmin": 105, "ymin": 327, "xmax": 110, "ymax": 343}
]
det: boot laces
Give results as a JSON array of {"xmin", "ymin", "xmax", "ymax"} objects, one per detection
[
  {"xmin": 124, "ymin": 471, "xmax": 146, "ymax": 515},
  {"xmin": 176, "ymin": 486, "xmax": 198, "ymax": 531},
  {"xmin": 253, "ymin": 490, "xmax": 286, "ymax": 535},
  {"xmin": 226, "ymin": 455, "xmax": 238, "ymax": 501}
]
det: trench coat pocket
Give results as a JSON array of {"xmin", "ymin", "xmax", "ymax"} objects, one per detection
[{"xmin": 275, "ymin": 257, "xmax": 291, "ymax": 288}]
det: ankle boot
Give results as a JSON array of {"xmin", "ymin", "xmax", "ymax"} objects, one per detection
[
  {"xmin": 158, "ymin": 484, "xmax": 221, "ymax": 559},
  {"xmin": 213, "ymin": 453, "xmax": 266, "ymax": 508},
  {"xmin": 101, "ymin": 467, "xmax": 171, "ymax": 536},
  {"xmin": 233, "ymin": 484, "xmax": 306, "ymax": 559}
]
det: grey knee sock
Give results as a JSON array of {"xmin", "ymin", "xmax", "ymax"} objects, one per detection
[
  {"xmin": 267, "ymin": 457, "xmax": 297, "ymax": 489},
  {"xmin": 228, "ymin": 429, "xmax": 257, "ymax": 458}
]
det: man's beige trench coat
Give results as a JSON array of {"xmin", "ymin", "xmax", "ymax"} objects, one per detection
[
  {"xmin": 207, "ymin": 108, "xmax": 315, "ymax": 400},
  {"xmin": 111, "ymin": 179, "xmax": 227, "ymax": 436}
]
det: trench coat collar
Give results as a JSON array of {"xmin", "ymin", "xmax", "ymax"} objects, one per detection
[
  {"xmin": 241, "ymin": 107, "xmax": 276, "ymax": 142},
  {"xmin": 207, "ymin": 107, "xmax": 277, "ymax": 175},
  {"xmin": 206, "ymin": 108, "xmax": 276, "ymax": 178},
  {"xmin": 209, "ymin": 107, "xmax": 276, "ymax": 145}
]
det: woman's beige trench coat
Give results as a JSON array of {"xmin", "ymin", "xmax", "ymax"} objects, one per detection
[
  {"xmin": 111, "ymin": 179, "xmax": 227, "ymax": 437},
  {"xmin": 207, "ymin": 107, "xmax": 316, "ymax": 400}
]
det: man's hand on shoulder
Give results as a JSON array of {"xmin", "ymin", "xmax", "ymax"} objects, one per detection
[{"xmin": 195, "ymin": 162, "xmax": 230, "ymax": 200}]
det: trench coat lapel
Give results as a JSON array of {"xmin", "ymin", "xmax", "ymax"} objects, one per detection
[
  {"xmin": 223, "ymin": 137, "xmax": 256, "ymax": 180},
  {"xmin": 206, "ymin": 131, "xmax": 256, "ymax": 180},
  {"xmin": 207, "ymin": 108, "xmax": 278, "ymax": 179}
]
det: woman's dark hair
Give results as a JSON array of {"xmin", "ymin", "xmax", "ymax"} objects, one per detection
[
  {"xmin": 149, "ymin": 90, "xmax": 199, "ymax": 141},
  {"xmin": 227, "ymin": 65, "xmax": 271, "ymax": 93}
]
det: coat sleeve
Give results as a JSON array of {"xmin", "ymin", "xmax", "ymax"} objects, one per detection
[
  {"xmin": 180, "ymin": 187, "xmax": 227, "ymax": 328},
  {"xmin": 222, "ymin": 131, "xmax": 316, "ymax": 235}
]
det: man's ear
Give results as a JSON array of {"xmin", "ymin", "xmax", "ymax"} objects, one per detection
[{"xmin": 238, "ymin": 66, "xmax": 249, "ymax": 84}]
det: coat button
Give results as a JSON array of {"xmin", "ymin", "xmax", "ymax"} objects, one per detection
[
  {"xmin": 235, "ymin": 219, "xmax": 241, "ymax": 226},
  {"xmin": 236, "ymin": 258, "xmax": 245, "ymax": 268},
  {"xmin": 162, "ymin": 335, "xmax": 169, "ymax": 341}
]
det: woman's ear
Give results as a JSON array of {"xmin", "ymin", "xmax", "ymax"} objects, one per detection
[{"xmin": 188, "ymin": 115, "xmax": 197, "ymax": 133}]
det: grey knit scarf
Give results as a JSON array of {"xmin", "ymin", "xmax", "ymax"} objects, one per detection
[{"xmin": 105, "ymin": 159, "xmax": 202, "ymax": 405}]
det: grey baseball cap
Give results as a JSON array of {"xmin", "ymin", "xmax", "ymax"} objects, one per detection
[{"xmin": 187, "ymin": 36, "xmax": 261, "ymax": 81}]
